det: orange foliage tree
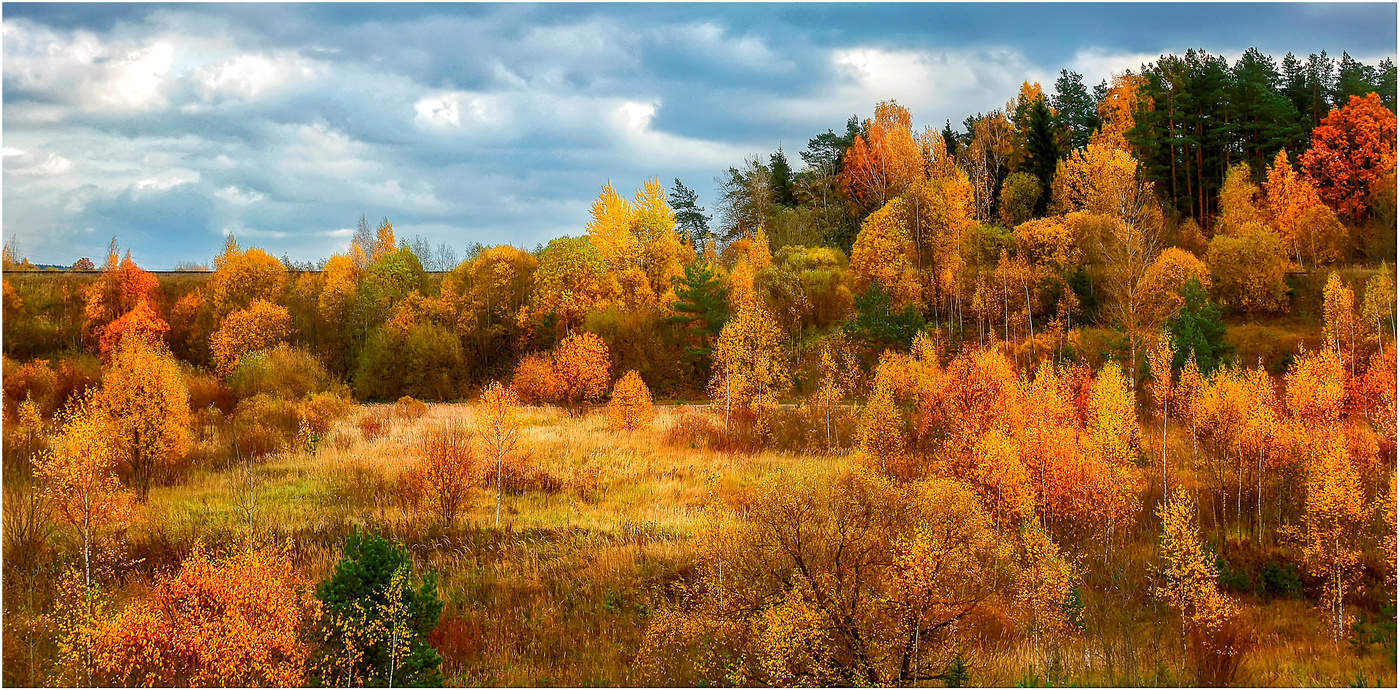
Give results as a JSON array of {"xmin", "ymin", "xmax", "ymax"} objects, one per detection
[
  {"xmin": 1300, "ymin": 93, "xmax": 1398, "ymax": 220},
  {"xmin": 97, "ymin": 297, "xmax": 169, "ymax": 361},
  {"xmin": 93, "ymin": 545, "xmax": 318, "ymax": 686},
  {"xmin": 586, "ymin": 180, "xmax": 690, "ymax": 304},
  {"xmin": 552, "ymin": 331, "xmax": 611, "ymax": 413},
  {"xmin": 416, "ymin": 423, "xmax": 476, "ymax": 527},
  {"xmin": 81, "ymin": 248, "xmax": 161, "ymax": 350},
  {"xmin": 210, "ymin": 299, "xmax": 293, "ymax": 375},
  {"xmin": 1321, "ymin": 272, "xmax": 1360, "ymax": 375},
  {"xmin": 607, "ymin": 370, "xmax": 654, "ymax": 431},
  {"xmin": 1138, "ymin": 248, "xmax": 1211, "ymax": 327},
  {"xmin": 1264, "ymin": 149, "xmax": 1346, "ymax": 265},
  {"xmin": 840, "ymin": 100, "xmax": 924, "ymax": 213},
  {"xmin": 1093, "ymin": 72, "xmax": 1150, "ymax": 152},
  {"xmin": 510, "ymin": 352, "xmax": 561, "ymax": 405}
]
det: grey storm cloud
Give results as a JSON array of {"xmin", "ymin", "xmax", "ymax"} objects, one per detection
[{"xmin": 2, "ymin": 2, "xmax": 1396, "ymax": 268}]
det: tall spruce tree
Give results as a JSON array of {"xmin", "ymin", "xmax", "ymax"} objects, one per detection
[
  {"xmin": 769, "ymin": 149, "xmax": 797, "ymax": 207},
  {"xmin": 1024, "ymin": 98, "xmax": 1062, "ymax": 213},
  {"xmin": 1051, "ymin": 68, "xmax": 1099, "ymax": 151},
  {"xmin": 667, "ymin": 260, "xmax": 731, "ymax": 385}
]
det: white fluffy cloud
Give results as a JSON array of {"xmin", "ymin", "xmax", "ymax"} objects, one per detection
[{"xmin": 2, "ymin": 4, "xmax": 1393, "ymax": 267}]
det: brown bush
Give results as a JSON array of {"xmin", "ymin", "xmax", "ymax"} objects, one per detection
[
  {"xmin": 664, "ymin": 409, "xmax": 726, "ymax": 450},
  {"xmin": 230, "ymin": 393, "xmax": 300, "ymax": 459},
  {"xmin": 429, "ymin": 616, "xmax": 485, "ymax": 677},
  {"xmin": 2, "ymin": 357, "xmax": 57, "ymax": 415},
  {"xmin": 357, "ymin": 413, "xmax": 387, "ymax": 441},
  {"xmin": 415, "ymin": 424, "xmax": 478, "ymax": 526},
  {"xmin": 183, "ymin": 366, "xmax": 234, "ymax": 414},
  {"xmin": 395, "ymin": 395, "xmax": 428, "ymax": 420},
  {"xmin": 53, "ymin": 354, "xmax": 102, "ymax": 412},
  {"xmin": 479, "ymin": 453, "xmax": 562, "ymax": 494},
  {"xmin": 1189, "ymin": 615, "xmax": 1254, "ymax": 686}
]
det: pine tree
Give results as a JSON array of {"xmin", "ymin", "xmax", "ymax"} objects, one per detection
[
  {"xmin": 1024, "ymin": 98, "xmax": 1061, "ymax": 214},
  {"xmin": 1051, "ymin": 68, "xmax": 1098, "ymax": 151},
  {"xmin": 667, "ymin": 260, "xmax": 731, "ymax": 385},
  {"xmin": 768, "ymin": 149, "xmax": 797, "ymax": 207},
  {"xmin": 1166, "ymin": 278, "xmax": 1232, "ymax": 374},
  {"xmin": 1332, "ymin": 52, "xmax": 1372, "ymax": 105},
  {"xmin": 1231, "ymin": 48, "xmax": 1305, "ymax": 174},
  {"xmin": 669, "ymin": 178, "xmax": 711, "ymax": 253},
  {"xmin": 312, "ymin": 530, "xmax": 444, "ymax": 686}
]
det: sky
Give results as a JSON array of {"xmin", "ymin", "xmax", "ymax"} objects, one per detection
[{"xmin": 2, "ymin": 2, "xmax": 1396, "ymax": 268}]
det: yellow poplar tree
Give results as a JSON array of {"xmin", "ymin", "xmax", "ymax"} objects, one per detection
[
  {"xmin": 1156, "ymin": 489, "xmax": 1239, "ymax": 672},
  {"xmin": 710, "ymin": 296, "xmax": 788, "ymax": 428}
]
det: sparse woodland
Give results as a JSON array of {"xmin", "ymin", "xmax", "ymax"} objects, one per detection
[{"xmin": 2, "ymin": 48, "xmax": 1397, "ymax": 687}]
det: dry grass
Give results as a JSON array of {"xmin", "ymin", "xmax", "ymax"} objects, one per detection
[{"xmin": 60, "ymin": 402, "xmax": 1399, "ymax": 687}]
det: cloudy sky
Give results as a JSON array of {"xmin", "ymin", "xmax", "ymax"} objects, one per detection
[{"xmin": 3, "ymin": 2, "xmax": 1396, "ymax": 268}]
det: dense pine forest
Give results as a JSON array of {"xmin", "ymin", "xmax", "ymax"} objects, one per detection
[{"xmin": 2, "ymin": 46, "xmax": 1397, "ymax": 687}]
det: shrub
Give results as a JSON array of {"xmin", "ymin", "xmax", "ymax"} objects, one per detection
[
  {"xmin": 394, "ymin": 395, "xmax": 429, "ymax": 421},
  {"xmin": 664, "ymin": 409, "xmax": 726, "ymax": 450},
  {"xmin": 1206, "ymin": 224, "xmax": 1290, "ymax": 315},
  {"xmin": 227, "ymin": 344, "xmax": 347, "ymax": 401},
  {"xmin": 53, "ymin": 353, "xmax": 102, "ymax": 412},
  {"xmin": 478, "ymin": 453, "xmax": 563, "ymax": 494},
  {"xmin": 552, "ymin": 331, "xmax": 611, "ymax": 412},
  {"xmin": 182, "ymin": 365, "xmax": 235, "ymax": 415},
  {"xmin": 354, "ymin": 322, "xmax": 464, "ymax": 402},
  {"xmin": 298, "ymin": 392, "xmax": 352, "ymax": 437},
  {"xmin": 414, "ymin": 423, "xmax": 477, "ymax": 526},
  {"xmin": 231, "ymin": 393, "xmax": 300, "ymax": 459},
  {"xmin": 357, "ymin": 412, "xmax": 388, "ymax": 441}
]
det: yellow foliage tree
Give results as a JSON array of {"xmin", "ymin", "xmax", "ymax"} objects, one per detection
[
  {"xmin": 1300, "ymin": 430, "xmax": 1368, "ymax": 641},
  {"xmin": 210, "ymin": 299, "xmax": 293, "ymax": 375},
  {"xmin": 99, "ymin": 337, "xmax": 191, "ymax": 502},
  {"xmin": 1156, "ymin": 489, "xmax": 1240, "ymax": 671},
  {"xmin": 32, "ymin": 390, "xmax": 133, "ymax": 590},
  {"xmin": 1093, "ymin": 72, "xmax": 1150, "ymax": 152},
  {"xmin": 208, "ymin": 236, "xmax": 288, "ymax": 319},
  {"xmin": 477, "ymin": 381, "xmax": 521, "ymax": 526},
  {"xmin": 849, "ymin": 197, "xmax": 922, "ymax": 309},
  {"xmin": 1138, "ymin": 247, "xmax": 1211, "ymax": 327},
  {"xmin": 710, "ymin": 297, "xmax": 788, "ymax": 427}
]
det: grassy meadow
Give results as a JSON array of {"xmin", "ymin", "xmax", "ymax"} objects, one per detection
[{"xmin": 47, "ymin": 400, "xmax": 1388, "ymax": 688}]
